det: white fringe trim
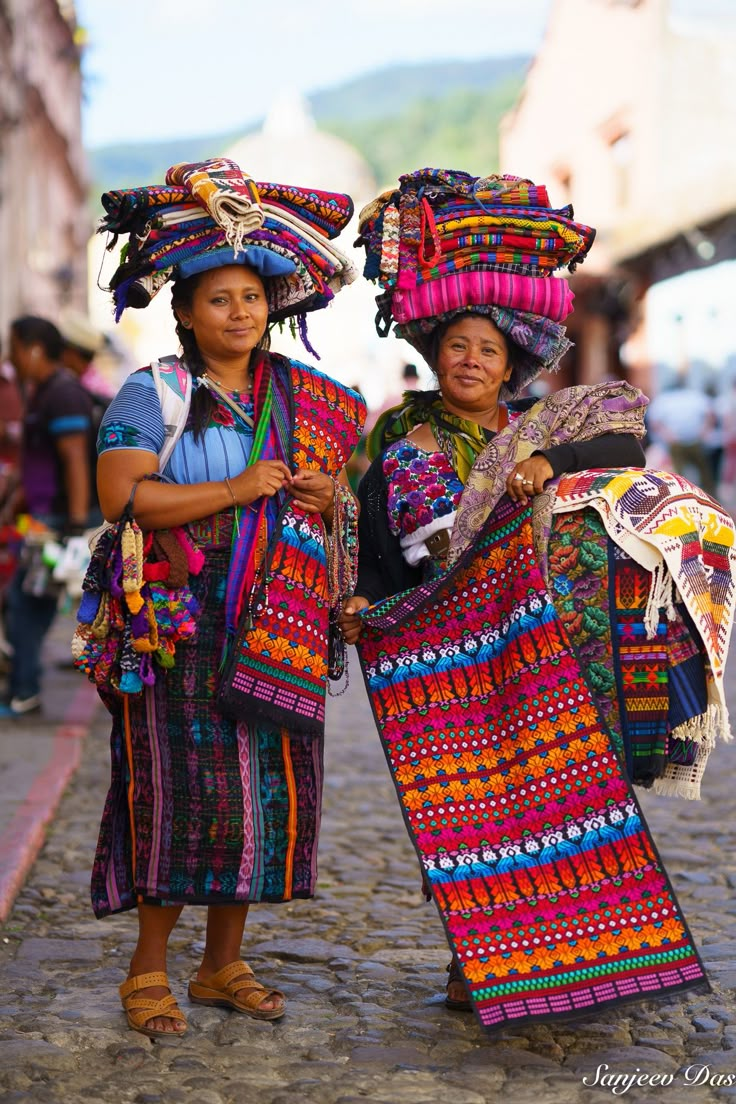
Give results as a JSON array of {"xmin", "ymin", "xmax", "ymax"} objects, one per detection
[
  {"xmin": 651, "ymin": 732, "xmax": 715, "ymax": 801},
  {"xmin": 651, "ymin": 775, "xmax": 703, "ymax": 801},
  {"xmin": 671, "ymin": 703, "xmax": 730, "ymax": 745},
  {"xmin": 644, "ymin": 562, "xmax": 677, "ymax": 637}
]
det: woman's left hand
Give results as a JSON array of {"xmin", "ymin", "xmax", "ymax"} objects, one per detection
[
  {"xmin": 288, "ymin": 469, "xmax": 334, "ymax": 515},
  {"xmin": 506, "ymin": 455, "xmax": 554, "ymax": 503},
  {"xmin": 339, "ymin": 596, "xmax": 370, "ymax": 644}
]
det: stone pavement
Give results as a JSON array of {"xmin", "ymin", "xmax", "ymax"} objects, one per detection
[
  {"xmin": 1, "ymin": 633, "xmax": 736, "ymax": 1103},
  {"xmin": 0, "ymin": 609, "xmax": 99, "ymax": 924}
]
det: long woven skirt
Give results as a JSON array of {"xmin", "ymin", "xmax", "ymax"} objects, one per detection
[{"xmin": 91, "ymin": 533, "xmax": 324, "ymax": 918}]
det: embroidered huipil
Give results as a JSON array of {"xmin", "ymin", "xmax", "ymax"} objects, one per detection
[{"xmin": 383, "ymin": 442, "xmax": 463, "ymax": 578}]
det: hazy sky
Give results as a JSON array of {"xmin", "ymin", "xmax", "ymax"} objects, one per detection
[
  {"xmin": 76, "ymin": 0, "xmax": 553, "ymax": 148},
  {"xmin": 76, "ymin": 0, "xmax": 736, "ymax": 150}
]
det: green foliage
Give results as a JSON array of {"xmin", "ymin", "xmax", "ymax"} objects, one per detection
[
  {"xmin": 322, "ymin": 77, "xmax": 525, "ymax": 189},
  {"xmin": 309, "ymin": 57, "xmax": 529, "ymax": 123}
]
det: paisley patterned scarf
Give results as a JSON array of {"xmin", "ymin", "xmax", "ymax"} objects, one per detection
[{"xmin": 449, "ymin": 381, "xmax": 649, "ymax": 562}]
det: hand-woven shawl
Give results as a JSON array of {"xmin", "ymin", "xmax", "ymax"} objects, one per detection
[
  {"xmin": 166, "ymin": 159, "xmax": 264, "ymax": 254},
  {"xmin": 217, "ymin": 357, "xmax": 365, "ymax": 735},
  {"xmin": 448, "ymin": 381, "xmax": 649, "ymax": 563},
  {"xmin": 552, "ymin": 468, "xmax": 736, "ymax": 791}
]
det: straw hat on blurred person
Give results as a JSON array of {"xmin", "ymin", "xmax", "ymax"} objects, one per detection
[{"xmin": 58, "ymin": 310, "xmax": 106, "ymax": 360}]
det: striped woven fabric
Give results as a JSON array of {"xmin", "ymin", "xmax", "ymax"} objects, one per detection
[
  {"xmin": 356, "ymin": 165, "xmax": 596, "ymax": 386},
  {"xmin": 99, "ymin": 160, "xmax": 357, "ymax": 336},
  {"xmin": 391, "ymin": 271, "xmax": 574, "ymax": 324},
  {"xmin": 357, "ymin": 495, "xmax": 709, "ymax": 1032}
]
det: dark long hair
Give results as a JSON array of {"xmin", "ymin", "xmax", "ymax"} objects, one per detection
[
  {"xmin": 11, "ymin": 315, "xmax": 64, "ymax": 360},
  {"xmin": 170, "ymin": 271, "xmax": 271, "ymax": 442}
]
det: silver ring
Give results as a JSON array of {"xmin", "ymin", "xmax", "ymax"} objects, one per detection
[
  {"xmin": 523, "ymin": 479, "xmax": 533, "ymax": 485},
  {"xmin": 513, "ymin": 473, "xmax": 524, "ymax": 481}
]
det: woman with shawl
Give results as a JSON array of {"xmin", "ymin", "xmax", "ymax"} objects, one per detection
[
  {"xmin": 339, "ymin": 169, "xmax": 734, "ymax": 1031},
  {"xmin": 81, "ymin": 161, "xmax": 364, "ymax": 1038}
]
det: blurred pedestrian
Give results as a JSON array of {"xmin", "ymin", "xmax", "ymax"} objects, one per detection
[
  {"xmin": 0, "ymin": 317, "xmax": 93, "ymax": 718},
  {"xmin": 721, "ymin": 377, "xmax": 736, "ymax": 491},
  {"xmin": 0, "ymin": 360, "xmax": 24, "ymax": 662},
  {"xmin": 647, "ymin": 379, "xmax": 716, "ymax": 495},
  {"xmin": 703, "ymin": 382, "xmax": 724, "ymax": 491},
  {"xmin": 58, "ymin": 309, "xmax": 114, "ymax": 400},
  {"xmin": 0, "ymin": 358, "xmax": 23, "ymax": 468},
  {"xmin": 58, "ymin": 309, "xmax": 112, "ymax": 524}
]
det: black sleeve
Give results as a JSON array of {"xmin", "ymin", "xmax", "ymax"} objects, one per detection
[
  {"xmin": 536, "ymin": 433, "xmax": 646, "ymax": 479},
  {"xmin": 355, "ymin": 455, "xmax": 421, "ymax": 605}
]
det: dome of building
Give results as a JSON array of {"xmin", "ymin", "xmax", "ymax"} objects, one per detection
[{"xmin": 225, "ymin": 91, "xmax": 376, "ymax": 206}]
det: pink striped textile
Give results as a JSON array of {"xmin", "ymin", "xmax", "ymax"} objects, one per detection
[{"xmin": 391, "ymin": 271, "xmax": 574, "ymax": 325}]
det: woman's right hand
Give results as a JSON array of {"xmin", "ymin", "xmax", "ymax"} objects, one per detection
[
  {"xmin": 339, "ymin": 596, "xmax": 370, "ymax": 644},
  {"xmin": 229, "ymin": 460, "xmax": 292, "ymax": 505}
]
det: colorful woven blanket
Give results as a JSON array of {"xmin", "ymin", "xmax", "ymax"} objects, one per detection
[
  {"xmin": 358, "ymin": 168, "xmax": 595, "ymax": 291},
  {"xmin": 216, "ymin": 357, "xmax": 365, "ymax": 735},
  {"xmin": 391, "ymin": 271, "xmax": 575, "ymax": 326},
  {"xmin": 552, "ymin": 469, "xmax": 736, "ymax": 785},
  {"xmin": 357, "ymin": 495, "xmax": 708, "ymax": 1032},
  {"xmin": 166, "ymin": 159, "xmax": 264, "ymax": 253}
]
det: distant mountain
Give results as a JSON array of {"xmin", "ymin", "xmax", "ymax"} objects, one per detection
[
  {"xmin": 88, "ymin": 56, "xmax": 530, "ymax": 198},
  {"xmin": 322, "ymin": 78, "xmax": 526, "ymax": 191},
  {"xmin": 88, "ymin": 131, "xmax": 252, "ymax": 199},
  {"xmin": 308, "ymin": 56, "xmax": 529, "ymax": 122}
]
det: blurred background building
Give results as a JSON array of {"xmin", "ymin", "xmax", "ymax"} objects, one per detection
[
  {"xmin": 0, "ymin": 0, "xmax": 89, "ymax": 334},
  {"xmin": 501, "ymin": 0, "xmax": 736, "ymax": 395}
]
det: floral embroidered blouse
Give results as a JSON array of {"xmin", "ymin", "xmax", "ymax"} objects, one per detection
[{"xmin": 382, "ymin": 441, "xmax": 464, "ymax": 576}]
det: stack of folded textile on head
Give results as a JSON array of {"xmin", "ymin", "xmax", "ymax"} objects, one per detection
[
  {"xmin": 356, "ymin": 167, "xmax": 596, "ymax": 393},
  {"xmin": 99, "ymin": 158, "xmax": 358, "ymax": 352}
]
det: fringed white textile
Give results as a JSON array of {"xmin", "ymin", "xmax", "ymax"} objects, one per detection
[{"xmin": 553, "ymin": 469, "xmax": 736, "ymax": 744}]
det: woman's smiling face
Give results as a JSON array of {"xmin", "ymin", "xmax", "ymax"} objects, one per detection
[
  {"xmin": 434, "ymin": 315, "xmax": 512, "ymax": 416},
  {"xmin": 176, "ymin": 264, "xmax": 269, "ymax": 362}
]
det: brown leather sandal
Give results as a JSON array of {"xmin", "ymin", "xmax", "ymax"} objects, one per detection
[
  {"xmin": 119, "ymin": 971, "xmax": 188, "ymax": 1038},
  {"xmin": 188, "ymin": 960, "xmax": 285, "ymax": 1021},
  {"xmin": 445, "ymin": 958, "xmax": 472, "ymax": 1012}
]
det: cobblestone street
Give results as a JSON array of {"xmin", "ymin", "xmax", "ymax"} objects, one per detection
[{"xmin": 1, "ymin": 640, "xmax": 736, "ymax": 1104}]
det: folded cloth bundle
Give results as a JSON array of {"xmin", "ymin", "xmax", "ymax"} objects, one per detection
[
  {"xmin": 100, "ymin": 160, "xmax": 357, "ymax": 347},
  {"xmin": 356, "ymin": 166, "xmax": 596, "ymax": 393},
  {"xmin": 166, "ymin": 158, "xmax": 264, "ymax": 253}
]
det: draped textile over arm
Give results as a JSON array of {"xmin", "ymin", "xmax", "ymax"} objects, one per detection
[{"xmin": 449, "ymin": 382, "xmax": 648, "ymax": 563}]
